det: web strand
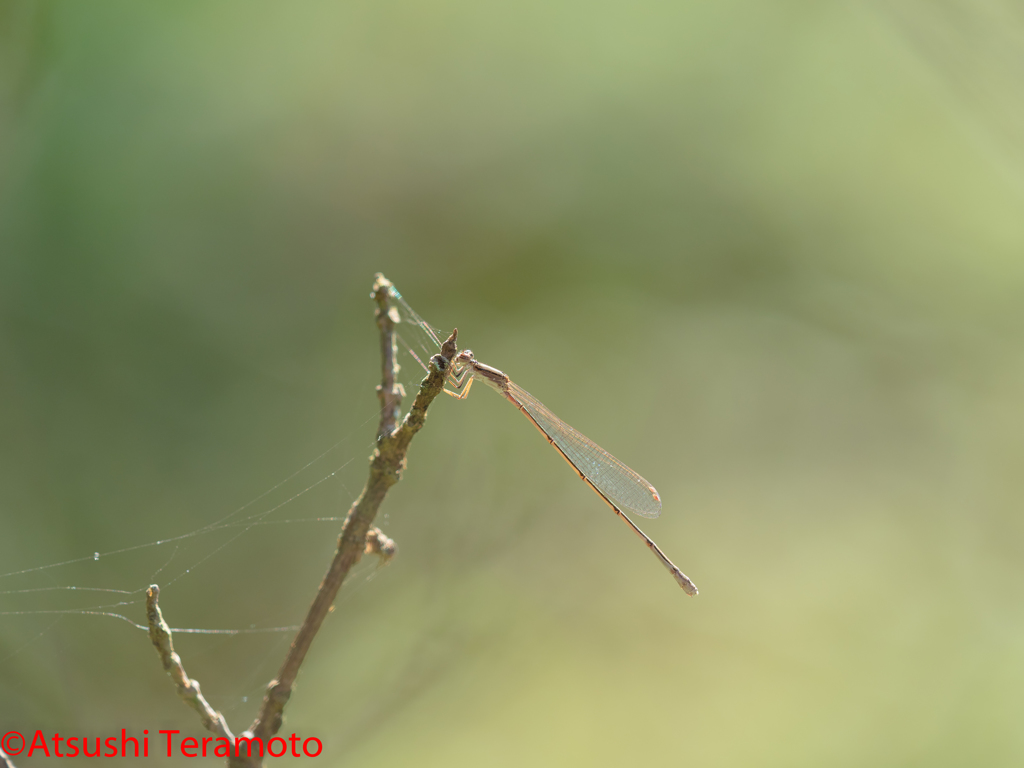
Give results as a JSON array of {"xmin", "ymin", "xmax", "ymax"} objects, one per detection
[{"xmin": 1, "ymin": 289, "xmax": 435, "ymax": 638}]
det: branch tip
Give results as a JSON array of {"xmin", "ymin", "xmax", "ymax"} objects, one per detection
[{"xmin": 145, "ymin": 583, "xmax": 233, "ymax": 742}]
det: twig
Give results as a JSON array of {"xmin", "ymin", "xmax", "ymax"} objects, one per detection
[
  {"xmin": 248, "ymin": 274, "xmax": 457, "ymax": 743},
  {"xmin": 146, "ymin": 585, "xmax": 234, "ymax": 741},
  {"xmin": 374, "ymin": 275, "xmax": 405, "ymax": 440},
  {"xmin": 0, "ymin": 744, "xmax": 16, "ymax": 768},
  {"xmin": 145, "ymin": 273, "xmax": 454, "ymax": 767}
]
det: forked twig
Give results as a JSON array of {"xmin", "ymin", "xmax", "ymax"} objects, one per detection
[{"xmin": 146, "ymin": 273, "xmax": 456, "ymax": 767}]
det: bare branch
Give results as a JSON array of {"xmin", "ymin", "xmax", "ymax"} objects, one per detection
[
  {"xmin": 1, "ymin": 744, "xmax": 17, "ymax": 768},
  {"xmin": 144, "ymin": 274, "xmax": 453, "ymax": 766},
  {"xmin": 249, "ymin": 274, "xmax": 457, "ymax": 743},
  {"xmin": 145, "ymin": 585, "xmax": 234, "ymax": 741}
]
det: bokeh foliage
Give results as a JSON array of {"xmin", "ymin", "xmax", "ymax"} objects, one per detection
[{"xmin": 3, "ymin": 1, "xmax": 1024, "ymax": 765}]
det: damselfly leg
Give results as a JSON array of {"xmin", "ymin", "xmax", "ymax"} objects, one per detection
[{"xmin": 443, "ymin": 369, "xmax": 475, "ymax": 399}]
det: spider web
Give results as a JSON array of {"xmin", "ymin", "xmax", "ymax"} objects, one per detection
[{"xmin": 0, "ymin": 288, "xmax": 453, "ymax": 707}]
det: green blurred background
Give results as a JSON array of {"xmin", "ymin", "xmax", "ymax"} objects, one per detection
[{"xmin": 3, "ymin": 1, "xmax": 1024, "ymax": 765}]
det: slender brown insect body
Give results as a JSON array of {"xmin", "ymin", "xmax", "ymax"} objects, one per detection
[
  {"xmin": 388, "ymin": 287, "xmax": 697, "ymax": 595},
  {"xmin": 445, "ymin": 350, "xmax": 697, "ymax": 595}
]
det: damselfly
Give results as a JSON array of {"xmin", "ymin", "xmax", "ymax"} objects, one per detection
[{"xmin": 390, "ymin": 286, "xmax": 697, "ymax": 595}]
